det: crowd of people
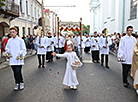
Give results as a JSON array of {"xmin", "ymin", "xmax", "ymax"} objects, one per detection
[{"xmin": 1, "ymin": 26, "xmax": 138, "ymax": 95}]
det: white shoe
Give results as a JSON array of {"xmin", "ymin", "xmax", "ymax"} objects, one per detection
[
  {"xmin": 70, "ymin": 86, "xmax": 74, "ymax": 89},
  {"xmin": 20, "ymin": 83, "xmax": 24, "ymax": 90},
  {"xmin": 14, "ymin": 84, "xmax": 19, "ymax": 91},
  {"xmin": 73, "ymin": 86, "xmax": 77, "ymax": 90},
  {"xmin": 136, "ymin": 90, "xmax": 138, "ymax": 95}
]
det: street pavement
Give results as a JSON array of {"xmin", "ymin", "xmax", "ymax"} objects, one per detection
[{"xmin": 0, "ymin": 52, "xmax": 138, "ymax": 102}]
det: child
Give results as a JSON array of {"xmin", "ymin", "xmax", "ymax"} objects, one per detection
[{"xmin": 52, "ymin": 41, "xmax": 82, "ymax": 90}]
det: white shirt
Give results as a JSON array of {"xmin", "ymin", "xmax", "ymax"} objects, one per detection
[
  {"xmin": 90, "ymin": 36, "xmax": 99, "ymax": 51},
  {"xmin": 118, "ymin": 35, "xmax": 137, "ymax": 64},
  {"xmin": 85, "ymin": 37, "xmax": 91, "ymax": 47},
  {"xmin": 46, "ymin": 37, "xmax": 54, "ymax": 52},
  {"xmin": 99, "ymin": 36, "xmax": 112, "ymax": 55},
  {"xmin": 5, "ymin": 36, "xmax": 26, "ymax": 65},
  {"xmin": 36, "ymin": 36, "xmax": 47, "ymax": 55},
  {"xmin": 55, "ymin": 36, "xmax": 64, "ymax": 48},
  {"xmin": 78, "ymin": 36, "xmax": 87, "ymax": 49}
]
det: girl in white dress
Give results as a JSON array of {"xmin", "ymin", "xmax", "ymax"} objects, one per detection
[{"xmin": 52, "ymin": 41, "xmax": 81, "ymax": 89}]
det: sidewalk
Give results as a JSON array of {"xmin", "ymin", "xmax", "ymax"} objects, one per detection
[{"xmin": 0, "ymin": 50, "xmax": 36, "ymax": 70}]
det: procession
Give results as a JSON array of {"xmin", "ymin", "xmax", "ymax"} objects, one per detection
[{"xmin": 1, "ymin": 0, "xmax": 138, "ymax": 102}]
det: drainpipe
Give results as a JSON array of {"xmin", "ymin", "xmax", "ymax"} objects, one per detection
[{"xmin": 122, "ymin": 0, "xmax": 125, "ymax": 33}]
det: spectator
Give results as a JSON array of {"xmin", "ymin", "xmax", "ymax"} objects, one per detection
[
  {"xmin": 1, "ymin": 33, "xmax": 12, "ymax": 61},
  {"xmin": 28, "ymin": 35, "xmax": 34, "ymax": 54}
]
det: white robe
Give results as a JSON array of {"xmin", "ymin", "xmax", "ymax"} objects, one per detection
[
  {"xmin": 85, "ymin": 37, "xmax": 91, "ymax": 47},
  {"xmin": 55, "ymin": 36, "xmax": 64, "ymax": 48},
  {"xmin": 74, "ymin": 36, "xmax": 79, "ymax": 47},
  {"xmin": 90, "ymin": 37, "xmax": 100, "ymax": 51},
  {"xmin": 36, "ymin": 36, "xmax": 47, "ymax": 55},
  {"xmin": 46, "ymin": 37, "xmax": 54, "ymax": 52},
  {"xmin": 99, "ymin": 36, "xmax": 112, "ymax": 55},
  {"xmin": 5, "ymin": 36, "xmax": 26, "ymax": 65},
  {"xmin": 78, "ymin": 36, "xmax": 87, "ymax": 49},
  {"xmin": 56, "ymin": 52, "xmax": 79, "ymax": 86},
  {"xmin": 118, "ymin": 35, "xmax": 137, "ymax": 64}
]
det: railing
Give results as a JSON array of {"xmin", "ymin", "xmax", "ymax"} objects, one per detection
[{"xmin": 0, "ymin": 0, "xmax": 19, "ymax": 17}]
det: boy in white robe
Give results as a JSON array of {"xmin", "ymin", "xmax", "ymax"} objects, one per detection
[
  {"xmin": 118, "ymin": 26, "xmax": 137, "ymax": 88},
  {"xmin": 5, "ymin": 27, "xmax": 26, "ymax": 91},
  {"xmin": 36, "ymin": 30, "xmax": 47, "ymax": 68}
]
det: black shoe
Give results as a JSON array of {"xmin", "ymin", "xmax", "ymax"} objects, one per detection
[
  {"xmin": 92, "ymin": 60, "xmax": 94, "ymax": 62},
  {"xmin": 106, "ymin": 66, "xmax": 110, "ymax": 69},
  {"xmin": 123, "ymin": 83, "xmax": 128, "ymax": 88},
  {"xmin": 101, "ymin": 64, "xmax": 103, "ymax": 66},
  {"xmin": 38, "ymin": 65, "xmax": 41, "ymax": 68},
  {"xmin": 42, "ymin": 65, "xmax": 45, "ymax": 68},
  {"xmin": 51, "ymin": 59, "xmax": 53, "ymax": 62},
  {"xmin": 96, "ymin": 60, "xmax": 100, "ymax": 63}
]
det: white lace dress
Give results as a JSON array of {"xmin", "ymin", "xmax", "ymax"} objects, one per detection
[{"xmin": 56, "ymin": 52, "xmax": 79, "ymax": 86}]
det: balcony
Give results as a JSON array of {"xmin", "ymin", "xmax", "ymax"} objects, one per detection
[{"xmin": 0, "ymin": 0, "xmax": 19, "ymax": 18}]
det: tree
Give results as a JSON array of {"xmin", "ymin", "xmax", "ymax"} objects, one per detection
[
  {"xmin": 82, "ymin": 24, "xmax": 90, "ymax": 35},
  {"xmin": 0, "ymin": 0, "xmax": 5, "ymax": 7}
]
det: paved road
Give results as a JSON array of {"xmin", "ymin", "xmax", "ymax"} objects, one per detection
[{"xmin": 0, "ymin": 53, "xmax": 138, "ymax": 102}]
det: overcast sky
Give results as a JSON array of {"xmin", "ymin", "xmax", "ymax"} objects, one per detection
[{"xmin": 38, "ymin": 0, "xmax": 91, "ymax": 25}]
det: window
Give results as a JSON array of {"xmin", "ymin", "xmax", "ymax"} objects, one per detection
[
  {"xmin": 130, "ymin": 0, "xmax": 137, "ymax": 19},
  {"xmin": 20, "ymin": 0, "xmax": 22, "ymax": 12},
  {"xmin": 34, "ymin": 7, "xmax": 36, "ymax": 19},
  {"xmin": 28, "ymin": 28, "xmax": 30, "ymax": 35},
  {"xmin": 23, "ymin": 27, "xmax": 25, "ymax": 35},
  {"xmin": 26, "ymin": 1, "xmax": 28, "ymax": 15}
]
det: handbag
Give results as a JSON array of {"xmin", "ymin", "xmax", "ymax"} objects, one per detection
[{"xmin": 70, "ymin": 54, "xmax": 83, "ymax": 69}]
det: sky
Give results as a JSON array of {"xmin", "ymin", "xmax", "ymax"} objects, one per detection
[{"xmin": 38, "ymin": 0, "xmax": 91, "ymax": 25}]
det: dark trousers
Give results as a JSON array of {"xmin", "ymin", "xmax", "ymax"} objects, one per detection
[
  {"xmin": 46, "ymin": 51, "xmax": 53, "ymax": 60},
  {"xmin": 122, "ymin": 64, "xmax": 131, "ymax": 84},
  {"xmin": 11, "ymin": 65, "xmax": 23, "ymax": 84},
  {"xmin": 91, "ymin": 50, "xmax": 99, "ymax": 61},
  {"xmin": 84, "ymin": 47, "xmax": 90, "ymax": 53},
  {"xmin": 101, "ymin": 54, "xmax": 108, "ymax": 66},
  {"xmin": 38, "ymin": 55, "xmax": 45, "ymax": 66}
]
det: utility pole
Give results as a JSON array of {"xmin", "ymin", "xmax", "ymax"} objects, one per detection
[{"xmin": 41, "ymin": 0, "xmax": 44, "ymax": 31}]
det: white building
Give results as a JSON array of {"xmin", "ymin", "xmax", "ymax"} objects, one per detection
[
  {"xmin": 0, "ymin": 0, "xmax": 42, "ymax": 37},
  {"xmin": 89, "ymin": 0, "xmax": 138, "ymax": 34}
]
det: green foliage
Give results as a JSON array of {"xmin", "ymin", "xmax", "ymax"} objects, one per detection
[
  {"xmin": 82, "ymin": 24, "xmax": 90, "ymax": 35},
  {"xmin": 0, "ymin": 0, "xmax": 5, "ymax": 7}
]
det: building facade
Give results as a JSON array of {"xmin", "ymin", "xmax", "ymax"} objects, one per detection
[
  {"xmin": 0, "ymin": 0, "xmax": 42, "ymax": 37},
  {"xmin": 89, "ymin": 0, "xmax": 138, "ymax": 34}
]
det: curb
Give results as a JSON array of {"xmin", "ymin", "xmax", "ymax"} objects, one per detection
[
  {"xmin": 0, "ymin": 53, "xmax": 36, "ymax": 70},
  {"xmin": 109, "ymin": 51, "xmax": 117, "ymax": 57}
]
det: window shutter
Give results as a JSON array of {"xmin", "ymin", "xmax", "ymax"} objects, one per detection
[
  {"xmin": 28, "ymin": 0, "xmax": 31, "ymax": 15},
  {"xmin": 22, "ymin": 0, "xmax": 26, "ymax": 13}
]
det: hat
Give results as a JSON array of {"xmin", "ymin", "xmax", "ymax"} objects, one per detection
[{"xmin": 67, "ymin": 40, "xmax": 72, "ymax": 45}]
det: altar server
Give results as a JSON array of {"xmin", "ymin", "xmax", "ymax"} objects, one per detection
[
  {"xmin": 78, "ymin": 32, "xmax": 86, "ymax": 61},
  {"xmin": 5, "ymin": 27, "xmax": 26, "ymax": 91},
  {"xmin": 84, "ymin": 34, "xmax": 91, "ymax": 53},
  {"xmin": 55, "ymin": 33, "xmax": 64, "ymax": 59},
  {"xmin": 99, "ymin": 29, "xmax": 112, "ymax": 68},
  {"xmin": 46, "ymin": 32, "xmax": 54, "ymax": 62},
  {"xmin": 91, "ymin": 31, "xmax": 100, "ymax": 63},
  {"xmin": 36, "ymin": 30, "xmax": 47, "ymax": 68},
  {"xmin": 118, "ymin": 26, "xmax": 136, "ymax": 88}
]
